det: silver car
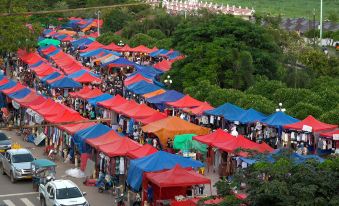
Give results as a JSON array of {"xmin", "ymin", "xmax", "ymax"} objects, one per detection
[{"xmin": 0, "ymin": 132, "xmax": 11, "ymax": 153}]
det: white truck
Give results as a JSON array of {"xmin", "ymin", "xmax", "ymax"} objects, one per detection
[
  {"xmin": 0, "ymin": 148, "xmax": 34, "ymax": 183},
  {"xmin": 39, "ymin": 179, "xmax": 90, "ymax": 206}
]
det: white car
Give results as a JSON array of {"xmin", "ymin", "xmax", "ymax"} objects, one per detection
[{"xmin": 39, "ymin": 179, "xmax": 90, "ymax": 206}]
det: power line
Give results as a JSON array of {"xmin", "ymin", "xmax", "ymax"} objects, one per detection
[{"xmin": 0, "ymin": 2, "xmax": 154, "ymax": 17}]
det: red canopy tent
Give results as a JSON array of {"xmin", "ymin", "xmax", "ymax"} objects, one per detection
[
  {"xmin": 29, "ymin": 99, "xmax": 55, "ymax": 111},
  {"xmin": 0, "ymin": 78, "xmax": 9, "ymax": 86},
  {"xmin": 97, "ymin": 94, "xmax": 127, "ymax": 110},
  {"xmin": 103, "ymin": 43, "xmax": 122, "ymax": 51},
  {"xmin": 32, "ymin": 64, "xmax": 59, "ymax": 78},
  {"xmin": 154, "ymin": 59, "xmax": 172, "ymax": 72},
  {"xmin": 143, "ymin": 165, "xmax": 211, "ymax": 205},
  {"xmin": 2, "ymin": 83, "xmax": 25, "ymax": 95},
  {"xmin": 60, "ymin": 122, "xmax": 96, "ymax": 135},
  {"xmin": 183, "ymin": 102, "xmax": 214, "ymax": 115},
  {"xmin": 130, "ymin": 45, "xmax": 153, "ymax": 53},
  {"xmin": 110, "ymin": 100, "xmax": 138, "ymax": 114},
  {"xmin": 80, "ymin": 41, "xmax": 104, "ymax": 52},
  {"xmin": 320, "ymin": 129, "xmax": 339, "ymax": 139},
  {"xmin": 166, "ymin": 95, "xmax": 204, "ymax": 109},
  {"xmin": 124, "ymin": 74, "xmax": 153, "ymax": 86},
  {"xmin": 46, "ymin": 75, "xmax": 64, "ymax": 84},
  {"xmin": 284, "ymin": 115, "xmax": 337, "ymax": 132},
  {"xmin": 41, "ymin": 45, "xmax": 58, "ymax": 55},
  {"xmin": 193, "ymin": 129, "xmax": 234, "ymax": 146},
  {"xmin": 86, "ymin": 130, "xmax": 121, "ymax": 149},
  {"xmin": 114, "ymin": 44, "xmax": 132, "ymax": 53},
  {"xmin": 17, "ymin": 50, "xmax": 44, "ymax": 65},
  {"xmin": 122, "ymin": 104, "xmax": 158, "ymax": 119},
  {"xmin": 44, "ymin": 110, "xmax": 84, "ymax": 124},
  {"xmin": 76, "ymin": 88, "xmax": 103, "ymax": 100},
  {"xmin": 258, "ymin": 142, "xmax": 275, "ymax": 153},
  {"xmin": 72, "ymin": 72, "xmax": 102, "ymax": 84},
  {"xmin": 126, "ymin": 144, "xmax": 158, "ymax": 159},
  {"xmin": 98, "ymin": 137, "xmax": 141, "ymax": 157},
  {"xmin": 16, "ymin": 93, "xmax": 46, "ymax": 108},
  {"xmin": 69, "ymin": 86, "xmax": 91, "ymax": 97},
  {"xmin": 135, "ymin": 112, "xmax": 167, "ymax": 125}
]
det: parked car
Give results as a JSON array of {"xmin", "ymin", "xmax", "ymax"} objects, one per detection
[
  {"xmin": 0, "ymin": 132, "xmax": 11, "ymax": 153},
  {"xmin": 39, "ymin": 179, "xmax": 90, "ymax": 206},
  {"xmin": 0, "ymin": 148, "xmax": 34, "ymax": 183}
]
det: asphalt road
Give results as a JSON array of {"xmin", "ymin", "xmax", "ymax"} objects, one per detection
[{"xmin": 0, "ymin": 130, "xmax": 119, "ymax": 206}]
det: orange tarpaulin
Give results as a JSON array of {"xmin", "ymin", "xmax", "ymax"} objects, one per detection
[
  {"xmin": 57, "ymin": 29, "xmax": 77, "ymax": 36},
  {"xmin": 142, "ymin": 116, "xmax": 210, "ymax": 147},
  {"xmin": 142, "ymin": 89, "xmax": 166, "ymax": 99}
]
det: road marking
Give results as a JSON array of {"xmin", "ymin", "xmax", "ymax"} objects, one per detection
[
  {"xmin": 0, "ymin": 192, "xmax": 38, "ymax": 198},
  {"xmin": 3, "ymin": 200, "xmax": 15, "ymax": 206},
  {"xmin": 21, "ymin": 198, "xmax": 35, "ymax": 206}
]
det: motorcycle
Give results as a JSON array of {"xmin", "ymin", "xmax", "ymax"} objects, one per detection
[
  {"xmin": 115, "ymin": 193, "xmax": 127, "ymax": 206},
  {"xmin": 97, "ymin": 174, "xmax": 114, "ymax": 193}
]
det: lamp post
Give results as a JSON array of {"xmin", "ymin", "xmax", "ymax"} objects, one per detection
[
  {"xmin": 95, "ymin": 10, "xmax": 101, "ymax": 37},
  {"xmin": 276, "ymin": 102, "xmax": 286, "ymax": 112},
  {"xmin": 319, "ymin": 0, "xmax": 323, "ymax": 45},
  {"xmin": 164, "ymin": 75, "xmax": 173, "ymax": 86},
  {"xmin": 118, "ymin": 40, "xmax": 124, "ymax": 47}
]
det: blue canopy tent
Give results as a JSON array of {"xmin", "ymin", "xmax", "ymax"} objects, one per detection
[
  {"xmin": 0, "ymin": 80, "xmax": 17, "ymax": 91},
  {"xmin": 8, "ymin": 88, "xmax": 31, "ymax": 99},
  {"xmin": 238, "ymin": 108, "xmax": 267, "ymax": 124},
  {"xmin": 43, "ymin": 29, "xmax": 52, "ymax": 36},
  {"xmin": 62, "ymin": 19, "xmax": 81, "ymax": 29},
  {"xmin": 41, "ymin": 72, "xmax": 62, "ymax": 83},
  {"xmin": 134, "ymin": 65, "xmax": 163, "ymax": 78},
  {"xmin": 68, "ymin": 70, "xmax": 100, "ymax": 78},
  {"xmin": 50, "ymin": 77, "xmax": 82, "ymax": 89},
  {"xmin": 262, "ymin": 111, "xmax": 299, "ymax": 128},
  {"xmin": 79, "ymin": 19, "xmax": 94, "ymax": 29},
  {"xmin": 73, "ymin": 124, "xmax": 112, "ymax": 153},
  {"xmin": 29, "ymin": 60, "xmax": 44, "ymax": 68},
  {"xmin": 71, "ymin": 38, "xmax": 94, "ymax": 48},
  {"xmin": 149, "ymin": 49, "xmax": 169, "ymax": 57},
  {"xmin": 126, "ymin": 81, "xmax": 162, "ymax": 95},
  {"xmin": 87, "ymin": 94, "xmax": 113, "ymax": 106},
  {"xmin": 45, "ymin": 49, "xmax": 61, "ymax": 58},
  {"xmin": 127, "ymin": 151, "xmax": 204, "ymax": 191},
  {"xmin": 205, "ymin": 103, "xmax": 246, "ymax": 122},
  {"xmin": 80, "ymin": 48, "xmax": 121, "ymax": 58},
  {"xmin": 146, "ymin": 90, "xmax": 184, "ymax": 110},
  {"xmin": 102, "ymin": 57, "xmax": 136, "ymax": 67},
  {"xmin": 167, "ymin": 51, "xmax": 181, "ymax": 60}
]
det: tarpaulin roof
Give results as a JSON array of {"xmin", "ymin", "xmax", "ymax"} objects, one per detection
[
  {"xmin": 205, "ymin": 103, "xmax": 246, "ymax": 121},
  {"xmin": 166, "ymin": 95, "xmax": 204, "ymax": 109},
  {"xmin": 38, "ymin": 39, "xmax": 61, "ymax": 46},
  {"xmin": 8, "ymin": 88, "xmax": 31, "ymax": 99},
  {"xmin": 71, "ymin": 38, "xmax": 94, "ymax": 48},
  {"xmin": 59, "ymin": 122, "xmax": 96, "ymax": 135},
  {"xmin": 0, "ymin": 80, "xmax": 17, "ymax": 90},
  {"xmin": 87, "ymin": 93, "xmax": 113, "ymax": 106},
  {"xmin": 29, "ymin": 98, "xmax": 54, "ymax": 111},
  {"xmin": 283, "ymin": 115, "xmax": 337, "ymax": 132},
  {"xmin": 57, "ymin": 29, "xmax": 77, "ymax": 36},
  {"xmin": 135, "ymin": 112, "xmax": 167, "ymax": 125},
  {"xmin": 127, "ymin": 144, "xmax": 158, "ymax": 159},
  {"xmin": 102, "ymin": 42, "xmax": 122, "ymax": 51},
  {"xmin": 142, "ymin": 89, "xmax": 166, "ymax": 99},
  {"xmin": 127, "ymin": 81, "xmax": 163, "ymax": 95},
  {"xmin": 110, "ymin": 100, "xmax": 138, "ymax": 114},
  {"xmin": 193, "ymin": 129, "xmax": 235, "ymax": 146},
  {"xmin": 153, "ymin": 60, "xmax": 172, "ymax": 72},
  {"xmin": 77, "ymin": 88, "xmax": 103, "ymax": 100},
  {"xmin": 238, "ymin": 108, "xmax": 267, "ymax": 124},
  {"xmin": 145, "ymin": 165, "xmax": 210, "ymax": 188},
  {"xmin": 127, "ymin": 151, "xmax": 204, "ymax": 191},
  {"xmin": 44, "ymin": 109, "xmax": 84, "ymax": 124},
  {"xmin": 114, "ymin": 44, "xmax": 132, "ymax": 53},
  {"xmin": 15, "ymin": 93, "xmax": 46, "ymax": 108},
  {"xmin": 17, "ymin": 50, "xmax": 44, "ymax": 65},
  {"xmin": 150, "ymin": 49, "xmax": 169, "ymax": 57},
  {"xmin": 130, "ymin": 45, "xmax": 153, "ymax": 53},
  {"xmin": 74, "ymin": 124, "xmax": 112, "ymax": 153},
  {"xmin": 212, "ymin": 135, "xmax": 272, "ymax": 153},
  {"xmin": 86, "ymin": 130, "xmax": 121, "ymax": 149},
  {"xmin": 32, "ymin": 64, "xmax": 59, "ymax": 78},
  {"xmin": 97, "ymin": 94, "xmax": 127, "ymax": 110},
  {"xmin": 142, "ymin": 116, "xmax": 210, "ymax": 147},
  {"xmin": 1, "ymin": 83, "xmax": 24, "ymax": 95},
  {"xmin": 105, "ymin": 57, "xmax": 136, "ymax": 67},
  {"xmin": 80, "ymin": 41, "xmax": 105, "ymax": 52},
  {"xmin": 183, "ymin": 102, "xmax": 214, "ymax": 115},
  {"xmin": 262, "ymin": 111, "xmax": 299, "ymax": 127},
  {"xmin": 134, "ymin": 65, "xmax": 163, "ymax": 78},
  {"xmin": 173, "ymin": 134, "xmax": 207, "ymax": 153},
  {"xmin": 68, "ymin": 69, "xmax": 100, "ymax": 78},
  {"xmin": 80, "ymin": 48, "xmax": 106, "ymax": 57},
  {"xmin": 98, "ymin": 137, "xmax": 141, "ymax": 157},
  {"xmin": 124, "ymin": 73, "xmax": 153, "ymax": 86},
  {"xmin": 50, "ymin": 77, "xmax": 82, "ymax": 89},
  {"xmin": 122, "ymin": 103, "xmax": 158, "ymax": 120},
  {"xmin": 320, "ymin": 129, "xmax": 339, "ymax": 139},
  {"xmin": 41, "ymin": 72, "xmax": 62, "ymax": 82},
  {"xmin": 69, "ymin": 86, "xmax": 91, "ymax": 97},
  {"xmin": 72, "ymin": 72, "xmax": 102, "ymax": 84}
]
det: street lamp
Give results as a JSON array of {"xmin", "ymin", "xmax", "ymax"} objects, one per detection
[
  {"xmin": 164, "ymin": 75, "xmax": 173, "ymax": 85},
  {"xmin": 118, "ymin": 40, "xmax": 124, "ymax": 47},
  {"xmin": 95, "ymin": 10, "xmax": 101, "ymax": 37},
  {"xmin": 276, "ymin": 102, "xmax": 286, "ymax": 112}
]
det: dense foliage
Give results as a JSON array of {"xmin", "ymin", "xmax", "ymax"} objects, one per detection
[{"xmin": 215, "ymin": 152, "xmax": 339, "ymax": 206}]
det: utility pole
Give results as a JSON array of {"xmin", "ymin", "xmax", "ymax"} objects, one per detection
[
  {"xmin": 319, "ymin": 0, "xmax": 323, "ymax": 46},
  {"xmin": 96, "ymin": 10, "xmax": 101, "ymax": 37},
  {"xmin": 313, "ymin": 8, "xmax": 316, "ymax": 47}
]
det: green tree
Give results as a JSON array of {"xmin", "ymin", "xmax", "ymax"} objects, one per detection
[
  {"xmin": 154, "ymin": 38, "xmax": 172, "ymax": 49},
  {"xmin": 246, "ymin": 80, "xmax": 287, "ymax": 100},
  {"xmin": 236, "ymin": 94, "xmax": 275, "ymax": 114},
  {"xmin": 320, "ymin": 106, "xmax": 339, "ymax": 125},
  {"xmin": 289, "ymin": 102, "xmax": 323, "ymax": 119},
  {"xmin": 102, "ymin": 8, "xmax": 132, "ymax": 33},
  {"xmin": 96, "ymin": 32, "xmax": 125, "ymax": 45},
  {"xmin": 128, "ymin": 33, "xmax": 155, "ymax": 47},
  {"xmin": 147, "ymin": 29, "xmax": 166, "ymax": 40}
]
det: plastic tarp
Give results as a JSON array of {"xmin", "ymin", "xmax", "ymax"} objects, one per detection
[
  {"xmin": 87, "ymin": 93, "xmax": 113, "ymax": 106},
  {"xmin": 135, "ymin": 112, "xmax": 167, "ymax": 125},
  {"xmin": 110, "ymin": 100, "xmax": 138, "ymax": 114},
  {"xmin": 146, "ymin": 90, "xmax": 184, "ymax": 105},
  {"xmin": 8, "ymin": 88, "xmax": 31, "ymax": 99},
  {"xmin": 283, "ymin": 115, "xmax": 337, "ymax": 132},
  {"xmin": 104, "ymin": 57, "xmax": 136, "ymax": 67},
  {"xmin": 183, "ymin": 102, "xmax": 214, "ymax": 115},
  {"xmin": 173, "ymin": 134, "xmax": 207, "ymax": 153},
  {"xmin": 15, "ymin": 93, "xmax": 46, "ymax": 108},
  {"xmin": 145, "ymin": 165, "xmax": 210, "ymax": 188},
  {"xmin": 129, "ymin": 45, "xmax": 153, "ymax": 53},
  {"xmin": 127, "ymin": 151, "xmax": 204, "ymax": 191},
  {"xmin": 59, "ymin": 122, "xmax": 96, "ymax": 135},
  {"xmin": 32, "ymin": 64, "xmax": 59, "ymax": 78},
  {"xmin": 122, "ymin": 104, "xmax": 159, "ymax": 120},
  {"xmin": 97, "ymin": 94, "xmax": 127, "ymax": 110},
  {"xmin": 166, "ymin": 95, "xmax": 204, "ymax": 109},
  {"xmin": 142, "ymin": 116, "xmax": 210, "ymax": 147},
  {"xmin": 86, "ymin": 130, "xmax": 121, "ymax": 149},
  {"xmin": 41, "ymin": 72, "xmax": 62, "ymax": 83},
  {"xmin": 142, "ymin": 90, "xmax": 166, "ymax": 99},
  {"xmin": 212, "ymin": 135, "xmax": 273, "ymax": 153},
  {"xmin": 127, "ymin": 144, "xmax": 158, "ymax": 159},
  {"xmin": 102, "ymin": 43, "xmax": 122, "ymax": 51},
  {"xmin": 320, "ymin": 129, "xmax": 339, "ymax": 139},
  {"xmin": 193, "ymin": 129, "xmax": 235, "ymax": 146},
  {"xmin": 98, "ymin": 137, "xmax": 141, "ymax": 157},
  {"xmin": 1, "ymin": 83, "xmax": 24, "ymax": 95},
  {"xmin": 150, "ymin": 49, "xmax": 169, "ymax": 57},
  {"xmin": 0, "ymin": 80, "xmax": 17, "ymax": 90},
  {"xmin": 38, "ymin": 39, "xmax": 61, "ymax": 46},
  {"xmin": 71, "ymin": 72, "xmax": 102, "ymax": 84},
  {"xmin": 153, "ymin": 60, "xmax": 172, "ymax": 72},
  {"xmin": 80, "ymin": 48, "xmax": 106, "ymax": 57},
  {"xmin": 134, "ymin": 65, "xmax": 163, "ymax": 78},
  {"xmin": 76, "ymin": 88, "xmax": 103, "ymax": 100},
  {"xmin": 71, "ymin": 38, "xmax": 94, "ymax": 48},
  {"xmin": 50, "ymin": 77, "xmax": 82, "ymax": 89},
  {"xmin": 74, "ymin": 124, "xmax": 112, "ymax": 153},
  {"xmin": 238, "ymin": 108, "xmax": 267, "ymax": 124},
  {"xmin": 205, "ymin": 103, "xmax": 246, "ymax": 122},
  {"xmin": 262, "ymin": 111, "xmax": 299, "ymax": 127},
  {"xmin": 127, "ymin": 81, "xmax": 162, "ymax": 95},
  {"xmin": 44, "ymin": 109, "xmax": 84, "ymax": 124},
  {"xmin": 124, "ymin": 73, "xmax": 153, "ymax": 86},
  {"xmin": 68, "ymin": 70, "xmax": 99, "ymax": 78}
]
